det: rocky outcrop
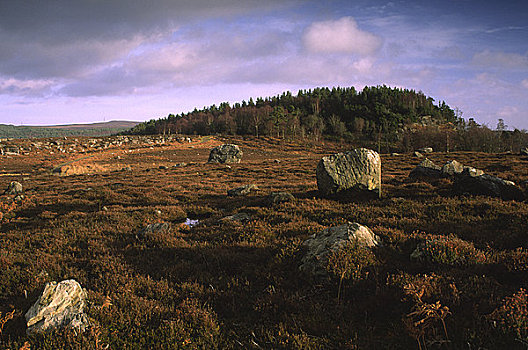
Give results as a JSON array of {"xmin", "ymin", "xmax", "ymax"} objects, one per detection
[
  {"xmin": 6, "ymin": 181, "xmax": 23, "ymax": 195},
  {"xmin": 208, "ymin": 144, "xmax": 243, "ymax": 164},
  {"xmin": 409, "ymin": 159, "xmax": 442, "ymax": 178},
  {"xmin": 316, "ymin": 148, "xmax": 381, "ymax": 196},
  {"xmin": 227, "ymin": 184, "xmax": 258, "ymax": 197},
  {"xmin": 25, "ymin": 280, "xmax": 88, "ymax": 335},
  {"xmin": 441, "ymin": 160, "xmax": 464, "ymax": 176},
  {"xmin": 300, "ymin": 223, "xmax": 380, "ymax": 278}
]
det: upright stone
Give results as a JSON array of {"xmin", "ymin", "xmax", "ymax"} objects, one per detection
[
  {"xmin": 316, "ymin": 148, "xmax": 381, "ymax": 196},
  {"xmin": 25, "ymin": 279, "xmax": 88, "ymax": 335},
  {"xmin": 208, "ymin": 144, "xmax": 242, "ymax": 164}
]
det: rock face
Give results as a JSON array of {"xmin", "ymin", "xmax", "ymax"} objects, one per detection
[
  {"xmin": 454, "ymin": 173, "xmax": 524, "ymax": 200},
  {"xmin": 316, "ymin": 148, "xmax": 381, "ymax": 196},
  {"xmin": 300, "ymin": 223, "xmax": 380, "ymax": 277},
  {"xmin": 25, "ymin": 280, "xmax": 88, "ymax": 335},
  {"xmin": 409, "ymin": 159, "xmax": 442, "ymax": 178},
  {"xmin": 6, "ymin": 181, "xmax": 23, "ymax": 195},
  {"xmin": 227, "ymin": 184, "xmax": 258, "ymax": 197},
  {"xmin": 208, "ymin": 144, "xmax": 242, "ymax": 164}
]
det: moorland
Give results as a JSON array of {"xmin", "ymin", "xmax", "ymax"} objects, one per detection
[{"xmin": 1, "ymin": 134, "xmax": 528, "ymax": 349}]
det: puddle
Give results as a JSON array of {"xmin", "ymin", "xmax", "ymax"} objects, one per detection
[{"xmin": 184, "ymin": 218, "xmax": 199, "ymax": 228}]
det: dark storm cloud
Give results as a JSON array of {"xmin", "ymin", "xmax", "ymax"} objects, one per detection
[{"xmin": 0, "ymin": 0, "xmax": 297, "ymax": 79}]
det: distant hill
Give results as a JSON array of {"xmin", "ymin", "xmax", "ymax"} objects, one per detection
[{"xmin": 0, "ymin": 120, "xmax": 140, "ymax": 139}]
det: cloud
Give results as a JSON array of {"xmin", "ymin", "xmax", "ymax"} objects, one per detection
[
  {"xmin": 522, "ymin": 79, "xmax": 528, "ymax": 89},
  {"xmin": 472, "ymin": 50, "xmax": 528, "ymax": 69},
  {"xmin": 302, "ymin": 17, "xmax": 383, "ymax": 56}
]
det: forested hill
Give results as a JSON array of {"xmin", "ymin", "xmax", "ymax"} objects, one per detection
[{"xmin": 128, "ymin": 86, "xmax": 458, "ymax": 138}]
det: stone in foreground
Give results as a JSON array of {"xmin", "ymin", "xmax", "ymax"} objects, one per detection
[
  {"xmin": 25, "ymin": 279, "xmax": 88, "ymax": 335},
  {"xmin": 316, "ymin": 148, "xmax": 381, "ymax": 196},
  {"xmin": 208, "ymin": 144, "xmax": 243, "ymax": 164},
  {"xmin": 300, "ymin": 223, "xmax": 380, "ymax": 278}
]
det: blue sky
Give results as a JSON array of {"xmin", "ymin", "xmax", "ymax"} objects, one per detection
[{"xmin": 0, "ymin": 0, "xmax": 527, "ymax": 129}]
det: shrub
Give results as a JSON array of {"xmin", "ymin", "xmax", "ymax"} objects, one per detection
[
  {"xmin": 489, "ymin": 288, "xmax": 528, "ymax": 341},
  {"xmin": 413, "ymin": 235, "xmax": 487, "ymax": 266}
]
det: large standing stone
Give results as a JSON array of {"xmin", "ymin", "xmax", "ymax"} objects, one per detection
[
  {"xmin": 316, "ymin": 148, "xmax": 381, "ymax": 196},
  {"xmin": 300, "ymin": 223, "xmax": 380, "ymax": 278},
  {"xmin": 25, "ymin": 280, "xmax": 88, "ymax": 335},
  {"xmin": 6, "ymin": 181, "xmax": 23, "ymax": 195},
  {"xmin": 208, "ymin": 144, "xmax": 243, "ymax": 164}
]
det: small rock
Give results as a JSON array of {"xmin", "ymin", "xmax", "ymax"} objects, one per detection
[
  {"xmin": 221, "ymin": 212, "xmax": 251, "ymax": 222},
  {"xmin": 208, "ymin": 144, "xmax": 243, "ymax": 164},
  {"xmin": 441, "ymin": 160, "xmax": 464, "ymax": 176},
  {"xmin": 14, "ymin": 194, "xmax": 25, "ymax": 203},
  {"xmin": 6, "ymin": 181, "xmax": 23, "ymax": 195},
  {"xmin": 136, "ymin": 222, "xmax": 171, "ymax": 240},
  {"xmin": 418, "ymin": 147, "xmax": 433, "ymax": 153},
  {"xmin": 227, "ymin": 184, "xmax": 259, "ymax": 197},
  {"xmin": 300, "ymin": 223, "xmax": 380, "ymax": 278},
  {"xmin": 520, "ymin": 147, "xmax": 528, "ymax": 156},
  {"xmin": 414, "ymin": 151, "xmax": 424, "ymax": 158},
  {"xmin": 25, "ymin": 279, "xmax": 88, "ymax": 335},
  {"xmin": 159, "ymin": 165, "xmax": 168, "ymax": 170},
  {"xmin": 409, "ymin": 158, "xmax": 442, "ymax": 178},
  {"xmin": 268, "ymin": 192, "xmax": 295, "ymax": 205}
]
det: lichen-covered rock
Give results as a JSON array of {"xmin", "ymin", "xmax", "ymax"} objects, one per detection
[
  {"xmin": 316, "ymin": 148, "xmax": 381, "ymax": 196},
  {"xmin": 441, "ymin": 160, "xmax": 464, "ymax": 176},
  {"xmin": 227, "ymin": 184, "xmax": 258, "ymax": 197},
  {"xmin": 208, "ymin": 144, "xmax": 242, "ymax": 164},
  {"xmin": 25, "ymin": 280, "xmax": 87, "ymax": 335},
  {"xmin": 409, "ymin": 159, "xmax": 442, "ymax": 178},
  {"xmin": 453, "ymin": 173, "xmax": 524, "ymax": 200},
  {"xmin": 300, "ymin": 223, "xmax": 380, "ymax": 277},
  {"xmin": 6, "ymin": 181, "xmax": 23, "ymax": 195}
]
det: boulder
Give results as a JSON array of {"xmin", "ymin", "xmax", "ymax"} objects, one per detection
[
  {"xmin": 460, "ymin": 166, "xmax": 484, "ymax": 177},
  {"xmin": 453, "ymin": 173, "xmax": 524, "ymax": 200},
  {"xmin": 441, "ymin": 160, "xmax": 464, "ymax": 176},
  {"xmin": 208, "ymin": 144, "xmax": 242, "ymax": 164},
  {"xmin": 268, "ymin": 192, "xmax": 295, "ymax": 205},
  {"xmin": 6, "ymin": 181, "xmax": 23, "ymax": 195},
  {"xmin": 409, "ymin": 159, "xmax": 442, "ymax": 178},
  {"xmin": 316, "ymin": 148, "xmax": 381, "ymax": 196},
  {"xmin": 300, "ymin": 223, "xmax": 380, "ymax": 278},
  {"xmin": 25, "ymin": 280, "xmax": 88, "ymax": 335},
  {"xmin": 227, "ymin": 184, "xmax": 258, "ymax": 197}
]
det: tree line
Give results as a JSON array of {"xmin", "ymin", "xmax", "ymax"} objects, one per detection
[{"xmin": 127, "ymin": 85, "xmax": 527, "ymax": 153}]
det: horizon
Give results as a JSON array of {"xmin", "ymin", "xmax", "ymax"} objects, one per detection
[{"xmin": 1, "ymin": 1, "xmax": 527, "ymax": 129}]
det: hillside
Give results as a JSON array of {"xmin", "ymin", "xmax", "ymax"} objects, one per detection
[{"xmin": 0, "ymin": 121, "xmax": 140, "ymax": 139}]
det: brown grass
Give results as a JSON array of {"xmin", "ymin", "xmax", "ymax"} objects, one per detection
[{"xmin": 0, "ymin": 135, "xmax": 527, "ymax": 348}]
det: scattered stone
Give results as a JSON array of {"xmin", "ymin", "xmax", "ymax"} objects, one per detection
[
  {"xmin": 418, "ymin": 147, "xmax": 433, "ymax": 153},
  {"xmin": 173, "ymin": 163, "xmax": 187, "ymax": 168},
  {"xmin": 6, "ymin": 181, "xmax": 23, "ymax": 195},
  {"xmin": 208, "ymin": 144, "xmax": 243, "ymax": 164},
  {"xmin": 300, "ymin": 223, "xmax": 380, "ymax": 278},
  {"xmin": 409, "ymin": 159, "xmax": 442, "ymax": 178},
  {"xmin": 461, "ymin": 166, "xmax": 484, "ymax": 177},
  {"xmin": 316, "ymin": 148, "xmax": 381, "ymax": 196},
  {"xmin": 25, "ymin": 279, "xmax": 88, "ymax": 335},
  {"xmin": 414, "ymin": 151, "xmax": 424, "ymax": 158},
  {"xmin": 221, "ymin": 212, "xmax": 251, "ymax": 222},
  {"xmin": 521, "ymin": 147, "xmax": 528, "ymax": 156},
  {"xmin": 268, "ymin": 192, "xmax": 295, "ymax": 205},
  {"xmin": 159, "ymin": 165, "xmax": 168, "ymax": 170},
  {"xmin": 136, "ymin": 222, "xmax": 171, "ymax": 240},
  {"xmin": 227, "ymin": 184, "xmax": 258, "ymax": 197},
  {"xmin": 453, "ymin": 173, "xmax": 524, "ymax": 200},
  {"xmin": 441, "ymin": 160, "xmax": 464, "ymax": 176},
  {"xmin": 391, "ymin": 153, "xmax": 401, "ymax": 156},
  {"xmin": 14, "ymin": 194, "xmax": 25, "ymax": 203},
  {"xmin": 274, "ymin": 159, "xmax": 281, "ymax": 163},
  {"xmin": 122, "ymin": 166, "xmax": 132, "ymax": 171}
]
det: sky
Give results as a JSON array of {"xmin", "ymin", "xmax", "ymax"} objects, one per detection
[{"xmin": 0, "ymin": 0, "xmax": 527, "ymax": 129}]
